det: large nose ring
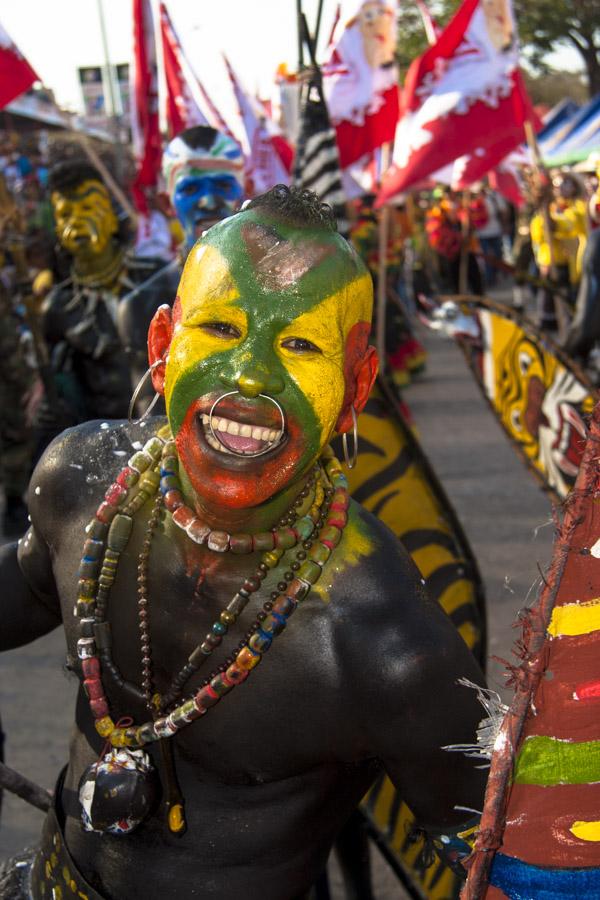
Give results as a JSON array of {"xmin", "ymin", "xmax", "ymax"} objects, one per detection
[{"xmin": 208, "ymin": 391, "xmax": 286, "ymax": 458}]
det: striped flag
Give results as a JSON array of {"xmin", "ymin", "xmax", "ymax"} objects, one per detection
[{"xmin": 294, "ymin": 77, "xmax": 349, "ymax": 238}]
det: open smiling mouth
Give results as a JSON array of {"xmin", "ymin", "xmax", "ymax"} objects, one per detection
[{"xmin": 200, "ymin": 412, "xmax": 284, "ymax": 455}]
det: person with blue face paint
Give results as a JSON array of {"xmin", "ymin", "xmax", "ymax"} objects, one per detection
[{"xmin": 162, "ymin": 126, "xmax": 245, "ymax": 253}]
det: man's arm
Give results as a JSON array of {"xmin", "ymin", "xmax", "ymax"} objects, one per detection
[
  {"xmin": 0, "ymin": 528, "xmax": 61, "ymax": 650},
  {"xmin": 342, "ymin": 538, "xmax": 488, "ymax": 834}
]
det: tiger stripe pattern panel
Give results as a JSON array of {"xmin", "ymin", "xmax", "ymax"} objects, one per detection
[{"xmin": 333, "ymin": 381, "xmax": 485, "ymax": 899}]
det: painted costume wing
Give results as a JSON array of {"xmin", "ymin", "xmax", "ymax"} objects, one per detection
[
  {"xmin": 335, "ymin": 375, "xmax": 486, "ymax": 899},
  {"xmin": 423, "ymin": 297, "xmax": 596, "ymax": 501},
  {"xmin": 464, "ymin": 401, "xmax": 600, "ymax": 898}
]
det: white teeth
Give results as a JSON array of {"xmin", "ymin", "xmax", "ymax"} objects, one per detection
[
  {"xmin": 206, "ymin": 433, "xmax": 234, "ymax": 454},
  {"xmin": 227, "ymin": 420, "xmax": 240, "ymax": 435},
  {"xmin": 201, "ymin": 414, "xmax": 209, "ymax": 423},
  {"xmin": 251, "ymin": 426, "xmax": 263, "ymax": 440},
  {"xmin": 240, "ymin": 423, "xmax": 252, "ymax": 437},
  {"xmin": 260, "ymin": 427, "xmax": 271, "ymax": 441},
  {"xmin": 268, "ymin": 428, "xmax": 277, "ymax": 441},
  {"xmin": 216, "ymin": 418, "xmax": 228, "ymax": 432}
]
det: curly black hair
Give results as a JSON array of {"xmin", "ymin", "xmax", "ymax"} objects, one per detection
[
  {"xmin": 47, "ymin": 160, "xmax": 104, "ymax": 194},
  {"xmin": 246, "ymin": 184, "xmax": 337, "ymax": 233},
  {"xmin": 178, "ymin": 125, "xmax": 220, "ymax": 151}
]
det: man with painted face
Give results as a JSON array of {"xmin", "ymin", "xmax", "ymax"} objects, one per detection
[
  {"xmin": 42, "ymin": 160, "xmax": 131, "ymax": 425},
  {"xmin": 161, "ymin": 125, "xmax": 245, "ymax": 254},
  {"xmin": 0, "ymin": 186, "xmax": 486, "ymax": 900},
  {"xmin": 118, "ymin": 125, "xmax": 245, "ymax": 412},
  {"xmin": 41, "ymin": 158, "xmax": 182, "ymax": 439}
]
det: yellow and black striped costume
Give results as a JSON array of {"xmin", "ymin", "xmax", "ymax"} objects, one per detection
[{"xmin": 334, "ymin": 377, "xmax": 486, "ymax": 899}]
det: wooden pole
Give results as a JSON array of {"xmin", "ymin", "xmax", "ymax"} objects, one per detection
[
  {"xmin": 73, "ymin": 133, "xmax": 138, "ymax": 226},
  {"xmin": 376, "ymin": 144, "xmax": 392, "ymax": 374},
  {"xmin": 523, "ymin": 119, "xmax": 569, "ymax": 337},
  {"xmin": 296, "ymin": 0, "xmax": 304, "ymax": 72},
  {"xmin": 458, "ymin": 189, "xmax": 471, "ymax": 294},
  {"xmin": 0, "ymin": 760, "xmax": 52, "ymax": 813}
]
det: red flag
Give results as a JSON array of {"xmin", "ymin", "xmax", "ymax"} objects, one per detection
[
  {"xmin": 378, "ymin": 0, "xmax": 535, "ymax": 204},
  {"xmin": 0, "ymin": 21, "xmax": 39, "ymax": 109},
  {"xmin": 158, "ymin": 3, "xmax": 235, "ymax": 141},
  {"xmin": 131, "ymin": 0, "xmax": 161, "ymax": 212},
  {"xmin": 223, "ymin": 54, "xmax": 291, "ymax": 196},
  {"xmin": 487, "ymin": 161, "xmax": 524, "ymax": 207},
  {"xmin": 159, "ymin": 2, "xmax": 208, "ymax": 137},
  {"xmin": 322, "ymin": 1, "xmax": 399, "ymax": 168}
]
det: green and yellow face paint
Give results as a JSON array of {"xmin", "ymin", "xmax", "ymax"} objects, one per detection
[
  {"xmin": 156, "ymin": 206, "xmax": 375, "ymax": 510},
  {"xmin": 51, "ymin": 178, "xmax": 118, "ymax": 259}
]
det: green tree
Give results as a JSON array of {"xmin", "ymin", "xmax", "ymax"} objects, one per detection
[
  {"xmin": 513, "ymin": 0, "xmax": 599, "ymax": 98},
  {"xmin": 397, "ymin": 0, "xmax": 599, "ymax": 98}
]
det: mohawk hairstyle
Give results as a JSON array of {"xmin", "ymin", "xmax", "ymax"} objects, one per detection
[
  {"xmin": 246, "ymin": 184, "xmax": 337, "ymax": 233},
  {"xmin": 48, "ymin": 160, "xmax": 104, "ymax": 194}
]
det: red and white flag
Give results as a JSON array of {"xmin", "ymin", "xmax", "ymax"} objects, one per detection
[
  {"xmin": 158, "ymin": 3, "xmax": 234, "ymax": 140},
  {"xmin": 0, "ymin": 21, "xmax": 39, "ymax": 110},
  {"xmin": 131, "ymin": 0, "xmax": 161, "ymax": 212},
  {"xmin": 322, "ymin": 0, "xmax": 400, "ymax": 169},
  {"xmin": 378, "ymin": 0, "xmax": 536, "ymax": 204},
  {"xmin": 223, "ymin": 54, "xmax": 291, "ymax": 196},
  {"xmin": 487, "ymin": 159, "xmax": 525, "ymax": 207}
]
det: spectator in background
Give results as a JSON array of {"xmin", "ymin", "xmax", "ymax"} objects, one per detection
[
  {"xmin": 425, "ymin": 187, "xmax": 483, "ymax": 295},
  {"xmin": 473, "ymin": 182, "xmax": 507, "ymax": 288},
  {"xmin": 530, "ymin": 172, "xmax": 587, "ymax": 332}
]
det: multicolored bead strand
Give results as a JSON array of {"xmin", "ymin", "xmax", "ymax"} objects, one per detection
[{"xmin": 73, "ymin": 433, "xmax": 349, "ymax": 753}]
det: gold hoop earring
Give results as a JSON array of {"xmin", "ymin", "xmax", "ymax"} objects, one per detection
[{"xmin": 342, "ymin": 406, "xmax": 358, "ymax": 469}]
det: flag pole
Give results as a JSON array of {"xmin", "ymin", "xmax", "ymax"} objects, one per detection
[
  {"xmin": 523, "ymin": 119, "xmax": 568, "ymax": 337},
  {"xmin": 458, "ymin": 188, "xmax": 471, "ymax": 294},
  {"xmin": 73, "ymin": 133, "xmax": 138, "ymax": 225},
  {"xmin": 376, "ymin": 144, "xmax": 391, "ymax": 375}
]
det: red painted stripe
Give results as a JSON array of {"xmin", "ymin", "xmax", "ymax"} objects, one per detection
[{"xmin": 574, "ymin": 679, "xmax": 600, "ymax": 701}]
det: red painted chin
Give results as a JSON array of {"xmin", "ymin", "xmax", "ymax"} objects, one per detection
[{"xmin": 174, "ymin": 395, "xmax": 309, "ymax": 509}]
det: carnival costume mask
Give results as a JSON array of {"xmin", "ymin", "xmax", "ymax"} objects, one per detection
[
  {"xmin": 149, "ymin": 194, "xmax": 377, "ymax": 510},
  {"xmin": 51, "ymin": 178, "xmax": 118, "ymax": 259},
  {"xmin": 162, "ymin": 128, "xmax": 244, "ymax": 248}
]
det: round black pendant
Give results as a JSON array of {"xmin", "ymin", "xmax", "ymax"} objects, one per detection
[{"xmin": 79, "ymin": 748, "xmax": 160, "ymax": 835}]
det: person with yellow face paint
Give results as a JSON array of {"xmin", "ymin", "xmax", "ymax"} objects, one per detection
[
  {"xmin": 36, "ymin": 160, "xmax": 179, "ymax": 454},
  {"xmin": 0, "ymin": 186, "xmax": 487, "ymax": 900}
]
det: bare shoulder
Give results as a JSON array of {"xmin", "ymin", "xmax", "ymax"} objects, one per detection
[
  {"xmin": 325, "ymin": 499, "xmax": 482, "ymax": 684},
  {"xmin": 27, "ymin": 418, "xmax": 167, "ymax": 545}
]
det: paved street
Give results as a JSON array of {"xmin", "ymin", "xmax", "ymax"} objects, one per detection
[{"xmin": 0, "ymin": 318, "xmax": 556, "ymax": 897}]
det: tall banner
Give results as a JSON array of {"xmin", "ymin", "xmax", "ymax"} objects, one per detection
[
  {"xmin": 131, "ymin": 0, "xmax": 161, "ymax": 211},
  {"xmin": 463, "ymin": 401, "xmax": 600, "ymax": 897},
  {"xmin": 378, "ymin": 0, "xmax": 535, "ymax": 203},
  {"xmin": 223, "ymin": 54, "xmax": 291, "ymax": 196},
  {"xmin": 159, "ymin": 1, "xmax": 209, "ymax": 137},
  {"xmin": 322, "ymin": 0, "xmax": 400, "ymax": 169},
  {"xmin": 0, "ymin": 21, "xmax": 39, "ymax": 110},
  {"xmin": 158, "ymin": 2, "xmax": 234, "ymax": 140}
]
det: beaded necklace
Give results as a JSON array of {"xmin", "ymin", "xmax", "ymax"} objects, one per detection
[{"xmin": 75, "ymin": 430, "xmax": 350, "ymax": 756}]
